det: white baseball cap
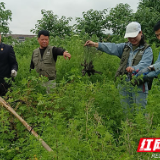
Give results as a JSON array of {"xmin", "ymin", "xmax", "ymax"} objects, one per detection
[{"xmin": 124, "ymin": 22, "xmax": 141, "ymax": 38}]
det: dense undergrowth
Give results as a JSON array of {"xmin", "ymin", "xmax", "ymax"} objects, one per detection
[{"xmin": 0, "ymin": 35, "xmax": 160, "ymax": 160}]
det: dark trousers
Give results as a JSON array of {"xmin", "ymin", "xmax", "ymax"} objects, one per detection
[{"xmin": 0, "ymin": 81, "xmax": 11, "ymax": 96}]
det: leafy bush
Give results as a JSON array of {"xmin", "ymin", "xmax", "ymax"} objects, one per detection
[{"xmin": 0, "ymin": 35, "xmax": 160, "ymax": 160}]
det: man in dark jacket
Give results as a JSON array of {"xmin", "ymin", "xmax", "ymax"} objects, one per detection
[{"xmin": 0, "ymin": 33, "xmax": 18, "ymax": 96}]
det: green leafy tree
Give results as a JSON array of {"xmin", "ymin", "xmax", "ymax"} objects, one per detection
[
  {"xmin": 0, "ymin": 2, "xmax": 12, "ymax": 35},
  {"xmin": 107, "ymin": 3, "xmax": 135, "ymax": 36},
  {"xmin": 135, "ymin": 8, "xmax": 160, "ymax": 44},
  {"xmin": 75, "ymin": 9, "xmax": 108, "ymax": 39},
  {"xmin": 135, "ymin": 0, "xmax": 160, "ymax": 44},
  {"xmin": 138, "ymin": 0, "xmax": 160, "ymax": 12},
  {"xmin": 31, "ymin": 9, "xmax": 73, "ymax": 37}
]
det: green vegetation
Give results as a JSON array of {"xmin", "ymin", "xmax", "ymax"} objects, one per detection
[
  {"xmin": 0, "ymin": 35, "xmax": 160, "ymax": 160},
  {"xmin": 30, "ymin": 10, "xmax": 73, "ymax": 38},
  {"xmin": 1, "ymin": 0, "xmax": 160, "ymax": 159},
  {"xmin": 0, "ymin": 2, "xmax": 12, "ymax": 35}
]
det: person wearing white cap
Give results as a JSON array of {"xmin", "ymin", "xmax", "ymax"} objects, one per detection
[
  {"xmin": 84, "ymin": 22, "xmax": 153, "ymax": 110},
  {"xmin": 124, "ymin": 22, "xmax": 142, "ymax": 39}
]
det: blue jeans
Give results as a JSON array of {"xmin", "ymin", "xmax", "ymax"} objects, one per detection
[{"xmin": 118, "ymin": 84, "xmax": 148, "ymax": 110}]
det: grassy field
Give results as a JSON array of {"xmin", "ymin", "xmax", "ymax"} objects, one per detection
[{"xmin": 0, "ymin": 35, "xmax": 160, "ymax": 160}]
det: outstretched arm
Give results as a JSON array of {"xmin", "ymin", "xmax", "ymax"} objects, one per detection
[
  {"xmin": 84, "ymin": 40, "xmax": 98, "ymax": 48},
  {"xmin": 63, "ymin": 51, "xmax": 71, "ymax": 60}
]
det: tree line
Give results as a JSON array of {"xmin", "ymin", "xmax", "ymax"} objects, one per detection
[{"xmin": 1, "ymin": 0, "xmax": 160, "ymax": 44}]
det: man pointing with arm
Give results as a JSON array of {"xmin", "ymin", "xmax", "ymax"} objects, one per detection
[{"xmin": 30, "ymin": 30, "xmax": 71, "ymax": 92}]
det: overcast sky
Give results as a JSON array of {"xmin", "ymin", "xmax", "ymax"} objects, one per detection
[{"xmin": 2, "ymin": 0, "xmax": 140, "ymax": 35}]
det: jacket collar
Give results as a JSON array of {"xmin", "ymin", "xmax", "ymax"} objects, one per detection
[{"xmin": 127, "ymin": 42, "xmax": 145, "ymax": 50}]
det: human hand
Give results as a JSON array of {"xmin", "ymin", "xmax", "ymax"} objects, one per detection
[
  {"xmin": 84, "ymin": 40, "xmax": 98, "ymax": 47},
  {"xmin": 136, "ymin": 68, "xmax": 150, "ymax": 77},
  {"xmin": 11, "ymin": 69, "xmax": 17, "ymax": 77},
  {"xmin": 63, "ymin": 51, "xmax": 71, "ymax": 60},
  {"xmin": 126, "ymin": 67, "xmax": 134, "ymax": 73}
]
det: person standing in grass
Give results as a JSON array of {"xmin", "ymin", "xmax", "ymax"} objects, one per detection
[
  {"xmin": 84, "ymin": 22, "xmax": 153, "ymax": 110},
  {"xmin": 30, "ymin": 30, "xmax": 71, "ymax": 92},
  {"xmin": 135, "ymin": 21, "xmax": 160, "ymax": 80},
  {"xmin": 0, "ymin": 33, "xmax": 18, "ymax": 96}
]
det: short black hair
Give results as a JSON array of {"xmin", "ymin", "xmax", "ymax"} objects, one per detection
[
  {"xmin": 38, "ymin": 30, "xmax": 50, "ymax": 38},
  {"xmin": 154, "ymin": 21, "xmax": 160, "ymax": 32}
]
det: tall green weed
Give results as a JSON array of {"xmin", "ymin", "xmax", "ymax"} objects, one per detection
[{"xmin": 0, "ymin": 35, "xmax": 160, "ymax": 160}]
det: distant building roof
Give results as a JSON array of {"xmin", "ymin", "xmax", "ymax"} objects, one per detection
[
  {"xmin": 7, "ymin": 34, "xmax": 36, "ymax": 42},
  {"xmin": 8, "ymin": 34, "xmax": 36, "ymax": 39}
]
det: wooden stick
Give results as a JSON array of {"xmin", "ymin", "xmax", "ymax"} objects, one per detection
[{"xmin": 0, "ymin": 97, "xmax": 53, "ymax": 152}]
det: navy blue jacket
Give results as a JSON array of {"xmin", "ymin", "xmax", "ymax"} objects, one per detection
[{"xmin": 0, "ymin": 43, "xmax": 18, "ymax": 83}]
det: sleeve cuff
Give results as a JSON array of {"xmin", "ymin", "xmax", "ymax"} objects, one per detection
[{"xmin": 153, "ymin": 63, "xmax": 160, "ymax": 72}]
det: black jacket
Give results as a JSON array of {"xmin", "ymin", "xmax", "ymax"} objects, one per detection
[{"xmin": 0, "ymin": 43, "xmax": 18, "ymax": 83}]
